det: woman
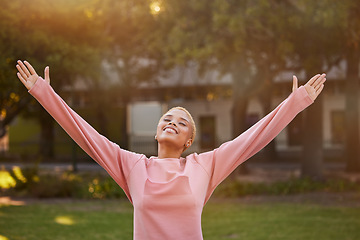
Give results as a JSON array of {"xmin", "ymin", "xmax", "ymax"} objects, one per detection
[{"xmin": 16, "ymin": 60, "xmax": 325, "ymax": 239}]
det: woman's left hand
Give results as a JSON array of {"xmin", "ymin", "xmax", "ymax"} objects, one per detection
[{"xmin": 292, "ymin": 73, "xmax": 326, "ymax": 101}]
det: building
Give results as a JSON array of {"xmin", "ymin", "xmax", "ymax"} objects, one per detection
[{"xmin": 3, "ymin": 61, "xmax": 350, "ymax": 160}]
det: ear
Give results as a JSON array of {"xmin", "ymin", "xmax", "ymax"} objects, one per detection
[
  {"xmin": 185, "ymin": 139, "xmax": 193, "ymax": 148},
  {"xmin": 155, "ymin": 135, "xmax": 157, "ymax": 140}
]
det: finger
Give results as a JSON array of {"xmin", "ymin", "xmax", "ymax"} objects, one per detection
[
  {"xmin": 17, "ymin": 60, "xmax": 31, "ymax": 77},
  {"xmin": 315, "ymin": 84, "xmax": 324, "ymax": 95},
  {"xmin": 17, "ymin": 72, "xmax": 28, "ymax": 86},
  {"xmin": 16, "ymin": 64, "xmax": 28, "ymax": 80},
  {"xmin": 314, "ymin": 79, "xmax": 325, "ymax": 92},
  {"xmin": 24, "ymin": 61, "xmax": 37, "ymax": 75},
  {"xmin": 312, "ymin": 74, "xmax": 326, "ymax": 89},
  {"xmin": 306, "ymin": 74, "xmax": 321, "ymax": 87},
  {"xmin": 44, "ymin": 66, "xmax": 50, "ymax": 84},
  {"xmin": 292, "ymin": 75, "xmax": 298, "ymax": 92}
]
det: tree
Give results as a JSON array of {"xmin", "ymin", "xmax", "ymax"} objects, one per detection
[
  {"xmin": 154, "ymin": 0, "xmax": 300, "ymax": 165},
  {"xmin": 342, "ymin": 1, "xmax": 360, "ymax": 172},
  {"xmin": 289, "ymin": 1, "xmax": 329, "ymax": 179},
  {"xmin": 0, "ymin": 0, "xmax": 33, "ymax": 140},
  {"xmin": 90, "ymin": 0, "xmax": 162, "ymax": 149},
  {"xmin": 0, "ymin": 0, "xmax": 104, "ymax": 159},
  {"xmin": 289, "ymin": 0, "xmax": 359, "ymax": 176}
]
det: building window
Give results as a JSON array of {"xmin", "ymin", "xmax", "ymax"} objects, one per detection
[
  {"xmin": 200, "ymin": 116, "xmax": 216, "ymax": 151},
  {"xmin": 331, "ymin": 110, "xmax": 345, "ymax": 145}
]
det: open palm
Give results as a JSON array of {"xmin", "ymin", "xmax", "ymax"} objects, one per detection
[
  {"xmin": 292, "ymin": 73, "xmax": 326, "ymax": 101},
  {"xmin": 16, "ymin": 60, "xmax": 50, "ymax": 90}
]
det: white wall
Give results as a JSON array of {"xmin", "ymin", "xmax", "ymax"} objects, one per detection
[{"xmin": 129, "ymin": 91, "xmax": 349, "ymax": 156}]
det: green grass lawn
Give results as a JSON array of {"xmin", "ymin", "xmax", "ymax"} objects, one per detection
[{"xmin": 0, "ymin": 198, "xmax": 359, "ymax": 240}]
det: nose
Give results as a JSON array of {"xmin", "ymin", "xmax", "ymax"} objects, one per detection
[{"xmin": 168, "ymin": 121, "xmax": 176, "ymax": 127}]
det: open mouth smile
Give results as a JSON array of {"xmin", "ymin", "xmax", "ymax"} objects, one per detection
[{"xmin": 163, "ymin": 126, "xmax": 178, "ymax": 134}]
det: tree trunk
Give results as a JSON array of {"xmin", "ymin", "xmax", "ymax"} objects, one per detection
[
  {"xmin": 301, "ymin": 96, "xmax": 324, "ymax": 179},
  {"xmin": 345, "ymin": 49, "xmax": 360, "ymax": 172},
  {"xmin": 0, "ymin": 97, "xmax": 29, "ymax": 138},
  {"xmin": 120, "ymin": 99, "xmax": 130, "ymax": 150},
  {"xmin": 231, "ymin": 94, "xmax": 249, "ymax": 175},
  {"xmin": 39, "ymin": 111, "xmax": 55, "ymax": 160},
  {"xmin": 229, "ymin": 64, "xmax": 253, "ymax": 175},
  {"xmin": 259, "ymin": 83, "xmax": 277, "ymax": 161},
  {"xmin": 95, "ymin": 96, "xmax": 108, "ymax": 136}
]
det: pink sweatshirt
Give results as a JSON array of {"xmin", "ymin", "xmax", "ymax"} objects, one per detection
[{"xmin": 29, "ymin": 77, "xmax": 313, "ymax": 239}]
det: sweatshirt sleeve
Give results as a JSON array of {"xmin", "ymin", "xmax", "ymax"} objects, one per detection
[
  {"xmin": 28, "ymin": 77, "xmax": 143, "ymax": 201},
  {"xmin": 197, "ymin": 86, "xmax": 313, "ymax": 202}
]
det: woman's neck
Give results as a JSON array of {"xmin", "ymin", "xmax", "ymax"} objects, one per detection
[{"xmin": 157, "ymin": 143, "xmax": 183, "ymax": 159}]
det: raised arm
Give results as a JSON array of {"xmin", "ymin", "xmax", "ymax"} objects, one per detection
[
  {"xmin": 16, "ymin": 60, "xmax": 142, "ymax": 201},
  {"xmin": 200, "ymin": 74, "xmax": 326, "ymax": 201}
]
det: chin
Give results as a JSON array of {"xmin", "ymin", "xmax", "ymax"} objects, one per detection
[{"xmin": 158, "ymin": 137, "xmax": 183, "ymax": 148}]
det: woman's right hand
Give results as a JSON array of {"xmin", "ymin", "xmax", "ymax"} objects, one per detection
[{"xmin": 16, "ymin": 60, "xmax": 50, "ymax": 90}]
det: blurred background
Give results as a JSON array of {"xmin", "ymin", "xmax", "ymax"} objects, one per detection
[
  {"xmin": 1, "ymin": 0, "xmax": 360, "ymax": 181},
  {"xmin": 1, "ymin": 1, "xmax": 360, "ymax": 239}
]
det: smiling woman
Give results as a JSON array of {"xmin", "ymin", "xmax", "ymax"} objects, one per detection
[
  {"xmin": 156, "ymin": 107, "xmax": 197, "ymax": 158},
  {"xmin": 15, "ymin": 60, "xmax": 325, "ymax": 240}
]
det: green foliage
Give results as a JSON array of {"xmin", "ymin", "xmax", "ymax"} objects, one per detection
[
  {"xmin": 3, "ymin": 165, "xmax": 360, "ymax": 199},
  {"xmin": 29, "ymin": 172, "xmax": 83, "ymax": 198},
  {"xmin": 0, "ymin": 0, "xmax": 104, "ymax": 142},
  {"xmin": 9, "ymin": 165, "xmax": 40, "ymax": 191},
  {"xmin": 214, "ymin": 177, "xmax": 360, "ymax": 197},
  {"xmin": 87, "ymin": 177, "xmax": 126, "ymax": 199},
  {"xmin": 2, "ymin": 166, "xmax": 127, "ymax": 199},
  {"xmin": 4, "ymin": 165, "xmax": 81, "ymax": 198},
  {"xmin": 2, "ymin": 0, "xmax": 360, "ymax": 171}
]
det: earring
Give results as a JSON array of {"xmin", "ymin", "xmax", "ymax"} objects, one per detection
[{"xmin": 155, "ymin": 135, "xmax": 157, "ymax": 140}]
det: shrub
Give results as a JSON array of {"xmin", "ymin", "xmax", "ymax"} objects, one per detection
[
  {"xmin": 2, "ymin": 166, "xmax": 127, "ymax": 199},
  {"xmin": 214, "ymin": 177, "xmax": 360, "ymax": 197},
  {"xmin": 3, "ymin": 166, "xmax": 360, "ymax": 199},
  {"xmin": 28, "ymin": 172, "xmax": 83, "ymax": 198},
  {"xmin": 87, "ymin": 177, "xmax": 126, "ymax": 199}
]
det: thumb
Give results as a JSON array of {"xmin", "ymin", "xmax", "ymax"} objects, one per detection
[
  {"xmin": 292, "ymin": 75, "xmax": 298, "ymax": 92},
  {"xmin": 44, "ymin": 66, "xmax": 50, "ymax": 84}
]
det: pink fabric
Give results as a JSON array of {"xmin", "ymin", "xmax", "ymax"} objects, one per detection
[{"xmin": 29, "ymin": 77, "xmax": 313, "ymax": 239}]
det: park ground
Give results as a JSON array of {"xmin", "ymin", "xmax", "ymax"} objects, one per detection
[
  {"xmin": 1, "ymin": 162, "xmax": 360, "ymax": 240},
  {"xmin": 1, "ymin": 192, "xmax": 360, "ymax": 240}
]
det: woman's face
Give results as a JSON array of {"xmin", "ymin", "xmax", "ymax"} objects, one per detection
[{"xmin": 156, "ymin": 109, "xmax": 193, "ymax": 150}]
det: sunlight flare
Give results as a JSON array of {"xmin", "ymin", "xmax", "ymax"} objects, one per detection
[
  {"xmin": 150, "ymin": 1, "xmax": 162, "ymax": 15},
  {"xmin": 55, "ymin": 215, "xmax": 76, "ymax": 225},
  {"xmin": 0, "ymin": 170, "xmax": 16, "ymax": 189},
  {"xmin": 12, "ymin": 166, "xmax": 27, "ymax": 183},
  {"xmin": 0, "ymin": 196, "xmax": 25, "ymax": 206},
  {"xmin": 0, "ymin": 235, "xmax": 9, "ymax": 240}
]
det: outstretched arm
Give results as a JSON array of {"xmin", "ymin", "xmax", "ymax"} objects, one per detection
[
  {"xmin": 16, "ymin": 60, "xmax": 142, "ymax": 201},
  {"xmin": 200, "ymin": 74, "xmax": 326, "ymax": 201}
]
